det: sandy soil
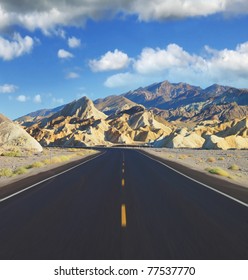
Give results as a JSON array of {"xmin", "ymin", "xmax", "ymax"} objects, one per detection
[
  {"xmin": 0, "ymin": 147, "xmax": 98, "ymax": 188},
  {"xmin": 144, "ymin": 148, "xmax": 248, "ymax": 188}
]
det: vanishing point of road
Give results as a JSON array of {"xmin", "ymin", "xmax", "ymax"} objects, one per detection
[{"xmin": 0, "ymin": 148, "xmax": 247, "ymax": 259}]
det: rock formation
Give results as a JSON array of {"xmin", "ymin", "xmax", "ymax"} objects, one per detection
[
  {"xmin": 24, "ymin": 97, "xmax": 172, "ymax": 147},
  {"xmin": 0, "ymin": 113, "xmax": 43, "ymax": 153},
  {"xmin": 15, "ymin": 80, "xmax": 248, "ymax": 150}
]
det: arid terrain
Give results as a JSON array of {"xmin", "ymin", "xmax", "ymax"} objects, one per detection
[
  {"xmin": 144, "ymin": 148, "xmax": 248, "ymax": 188},
  {"xmin": 1, "ymin": 146, "xmax": 247, "ymax": 190},
  {"xmin": 0, "ymin": 148, "xmax": 98, "ymax": 188}
]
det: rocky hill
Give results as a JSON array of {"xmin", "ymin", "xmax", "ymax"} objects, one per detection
[
  {"xmin": 25, "ymin": 97, "xmax": 172, "ymax": 147},
  {"xmin": 0, "ymin": 113, "xmax": 43, "ymax": 154},
  {"xmin": 154, "ymin": 117, "xmax": 248, "ymax": 150}
]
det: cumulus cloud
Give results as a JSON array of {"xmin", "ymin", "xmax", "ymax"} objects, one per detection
[
  {"xmin": 16, "ymin": 95, "xmax": 28, "ymax": 102},
  {"xmin": 0, "ymin": 83, "xmax": 18, "ymax": 93},
  {"xmin": 133, "ymin": 44, "xmax": 200, "ymax": 74},
  {"xmin": 89, "ymin": 49, "xmax": 130, "ymax": 72},
  {"xmin": 57, "ymin": 49, "xmax": 74, "ymax": 59},
  {"xmin": 0, "ymin": 33, "xmax": 34, "ymax": 60},
  {"xmin": 68, "ymin": 36, "xmax": 81, "ymax": 48},
  {"xmin": 205, "ymin": 43, "xmax": 248, "ymax": 77},
  {"xmin": 33, "ymin": 94, "xmax": 42, "ymax": 103},
  {"xmin": 1, "ymin": 1, "xmax": 246, "ymax": 33},
  {"xmin": 105, "ymin": 41, "xmax": 248, "ymax": 88}
]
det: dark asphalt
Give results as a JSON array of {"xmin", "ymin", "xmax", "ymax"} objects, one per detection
[{"xmin": 0, "ymin": 148, "xmax": 247, "ymax": 260}]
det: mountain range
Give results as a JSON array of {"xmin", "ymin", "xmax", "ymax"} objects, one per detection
[
  {"xmin": 17, "ymin": 80, "xmax": 248, "ymax": 124},
  {"xmin": 13, "ymin": 80, "xmax": 248, "ymax": 149}
]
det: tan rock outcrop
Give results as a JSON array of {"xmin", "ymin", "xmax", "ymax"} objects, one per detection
[{"xmin": 0, "ymin": 115, "xmax": 43, "ymax": 153}]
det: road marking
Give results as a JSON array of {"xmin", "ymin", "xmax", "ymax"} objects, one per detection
[
  {"xmin": 139, "ymin": 151, "xmax": 248, "ymax": 208},
  {"xmin": 121, "ymin": 204, "xmax": 127, "ymax": 227},
  {"xmin": 0, "ymin": 152, "xmax": 106, "ymax": 203},
  {"xmin": 122, "ymin": 168, "xmax": 125, "ymax": 174},
  {"xmin": 122, "ymin": 178, "xmax": 125, "ymax": 187}
]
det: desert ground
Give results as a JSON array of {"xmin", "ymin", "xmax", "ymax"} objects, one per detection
[
  {"xmin": 0, "ymin": 148, "xmax": 98, "ymax": 188},
  {"xmin": 144, "ymin": 148, "xmax": 248, "ymax": 188},
  {"xmin": 0, "ymin": 146, "xmax": 247, "ymax": 189}
]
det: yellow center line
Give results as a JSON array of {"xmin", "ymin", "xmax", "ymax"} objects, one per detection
[
  {"xmin": 121, "ymin": 204, "xmax": 127, "ymax": 228},
  {"xmin": 121, "ymin": 178, "xmax": 125, "ymax": 187}
]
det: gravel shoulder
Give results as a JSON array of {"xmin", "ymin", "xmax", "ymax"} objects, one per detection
[
  {"xmin": 0, "ymin": 148, "xmax": 99, "ymax": 188},
  {"xmin": 142, "ymin": 148, "xmax": 248, "ymax": 189}
]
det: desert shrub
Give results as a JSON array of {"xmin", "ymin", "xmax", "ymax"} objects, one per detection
[
  {"xmin": 0, "ymin": 168, "xmax": 14, "ymax": 177},
  {"xmin": 50, "ymin": 157, "xmax": 62, "ymax": 164},
  {"xmin": 1, "ymin": 148, "xmax": 21, "ymax": 157},
  {"xmin": 30, "ymin": 161, "xmax": 45, "ymax": 168},
  {"xmin": 207, "ymin": 157, "xmax": 216, "ymax": 163},
  {"xmin": 206, "ymin": 167, "xmax": 231, "ymax": 178},
  {"xmin": 42, "ymin": 159, "xmax": 51, "ymax": 165},
  {"xmin": 228, "ymin": 164, "xmax": 240, "ymax": 171},
  {"xmin": 178, "ymin": 154, "xmax": 187, "ymax": 160},
  {"xmin": 76, "ymin": 151, "xmax": 87, "ymax": 156},
  {"xmin": 218, "ymin": 157, "xmax": 225, "ymax": 161},
  {"xmin": 59, "ymin": 155, "xmax": 70, "ymax": 162},
  {"xmin": 14, "ymin": 167, "xmax": 29, "ymax": 175}
]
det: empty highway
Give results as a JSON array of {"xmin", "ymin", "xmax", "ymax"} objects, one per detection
[{"xmin": 0, "ymin": 148, "xmax": 247, "ymax": 259}]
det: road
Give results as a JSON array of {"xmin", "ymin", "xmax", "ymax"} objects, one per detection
[{"xmin": 0, "ymin": 148, "xmax": 247, "ymax": 259}]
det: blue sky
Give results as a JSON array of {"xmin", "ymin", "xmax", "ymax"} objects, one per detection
[{"xmin": 0, "ymin": 0, "xmax": 248, "ymax": 119}]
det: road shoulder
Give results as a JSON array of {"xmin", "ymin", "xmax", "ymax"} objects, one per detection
[
  {"xmin": 0, "ymin": 151, "xmax": 102, "ymax": 200},
  {"xmin": 138, "ymin": 148, "xmax": 248, "ymax": 205}
]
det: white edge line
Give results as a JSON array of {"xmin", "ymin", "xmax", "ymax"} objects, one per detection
[
  {"xmin": 0, "ymin": 151, "xmax": 105, "ymax": 203},
  {"xmin": 138, "ymin": 151, "xmax": 248, "ymax": 208}
]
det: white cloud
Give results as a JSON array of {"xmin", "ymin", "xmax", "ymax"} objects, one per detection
[
  {"xmin": 105, "ymin": 41, "xmax": 248, "ymax": 89},
  {"xmin": 130, "ymin": 0, "xmax": 226, "ymax": 21},
  {"xmin": 89, "ymin": 49, "xmax": 130, "ymax": 72},
  {"xmin": 16, "ymin": 95, "xmax": 28, "ymax": 102},
  {"xmin": 57, "ymin": 49, "xmax": 74, "ymax": 59},
  {"xmin": 66, "ymin": 72, "xmax": 80, "ymax": 79},
  {"xmin": 0, "ymin": 84, "xmax": 18, "ymax": 93},
  {"xmin": 0, "ymin": 33, "xmax": 34, "ymax": 60},
  {"xmin": 33, "ymin": 94, "xmax": 42, "ymax": 103},
  {"xmin": 133, "ymin": 44, "xmax": 198, "ymax": 74},
  {"xmin": 1, "ymin": 1, "xmax": 248, "ymax": 33},
  {"xmin": 206, "ymin": 43, "xmax": 248, "ymax": 76},
  {"xmin": 68, "ymin": 36, "xmax": 81, "ymax": 48}
]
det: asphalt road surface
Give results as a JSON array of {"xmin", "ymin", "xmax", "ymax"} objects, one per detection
[{"xmin": 0, "ymin": 148, "xmax": 247, "ymax": 259}]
